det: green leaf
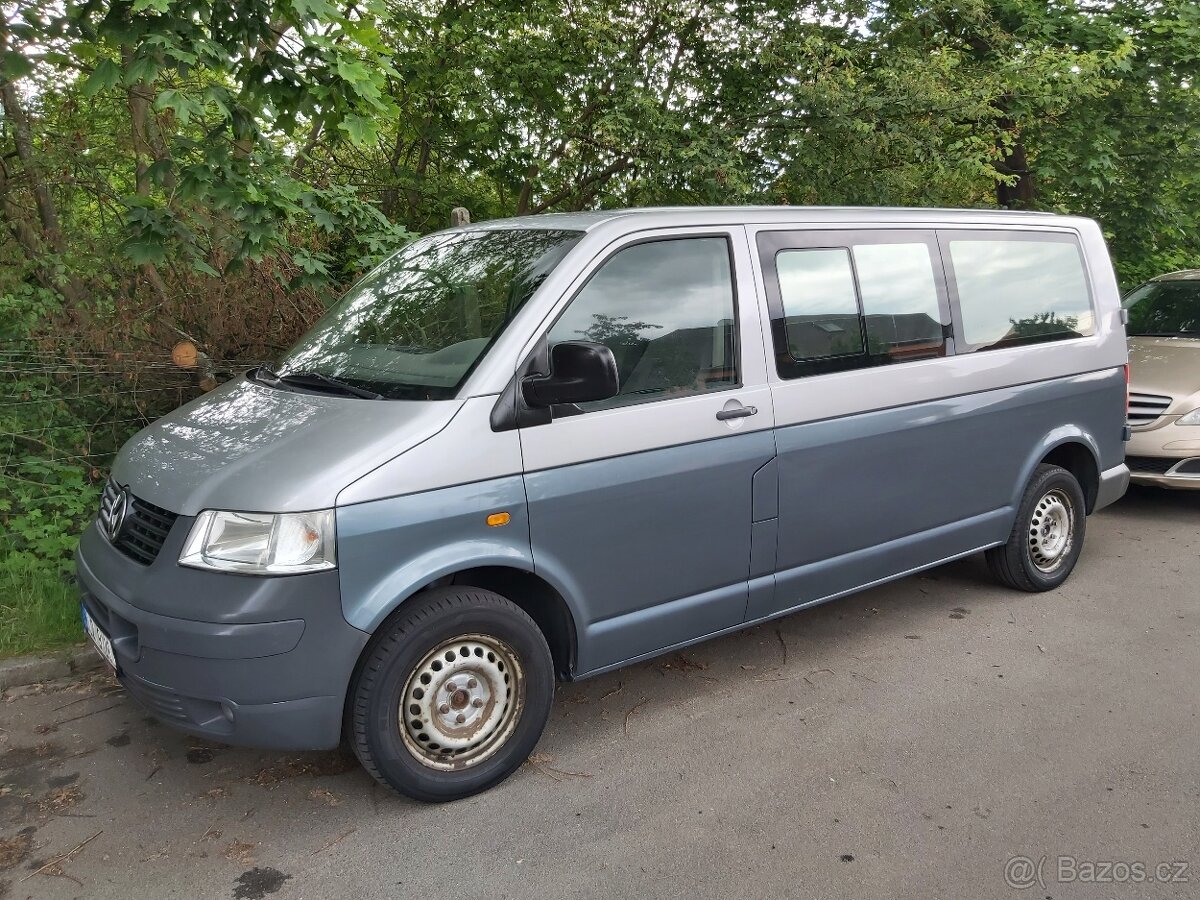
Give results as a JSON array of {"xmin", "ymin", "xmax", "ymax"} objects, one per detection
[
  {"xmin": 1, "ymin": 50, "xmax": 34, "ymax": 80},
  {"xmin": 82, "ymin": 58, "xmax": 121, "ymax": 96},
  {"xmin": 122, "ymin": 238, "xmax": 168, "ymax": 266},
  {"xmin": 337, "ymin": 114, "xmax": 378, "ymax": 146},
  {"xmin": 123, "ymin": 55, "xmax": 160, "ymax": 87},
  {"xmin": 154, "ymin": 89, "xmax": 204, "ymax": 126},
  {"xmin": 145, "ymin": 158, "xmax": 174, "ymax": 185},
  {"xmin": 189, "ymin": 258, "xmax": 221, "ymax": 277}
]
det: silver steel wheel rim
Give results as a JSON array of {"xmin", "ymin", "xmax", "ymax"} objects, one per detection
[
  {"xmin": 400, "ymin": 634, "xmax": 525, "ymax": 771},
  {"xmin": 1029, "ymin": 488, "xmax": 1074, "ymax": 573}
]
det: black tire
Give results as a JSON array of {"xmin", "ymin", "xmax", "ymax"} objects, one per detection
[
  {"xmin": 986, "ymin": 463, "xmax": 1087, "ymax": 592},
  {"xmin": 348, "ymin": 587, "xmax": 554, "ymax": 802}
]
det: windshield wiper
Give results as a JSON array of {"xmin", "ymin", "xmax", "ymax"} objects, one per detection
[
  {"xmin": 251, "ymin": 367, "xmax": 384, "ymax": 400},
  {"xmin": 278, "ymin": 371, "xmax": 385, "ymax": 400}
]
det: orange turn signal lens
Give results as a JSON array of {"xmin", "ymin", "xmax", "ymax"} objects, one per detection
[{"xmin": 486, "ymin": 512, "xmax": 511, "ymax": 527}]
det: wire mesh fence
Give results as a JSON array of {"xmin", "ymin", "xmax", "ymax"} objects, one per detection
[{"xmin": 0, "ymin": 340, "xmax": 262, "ymax": 552}]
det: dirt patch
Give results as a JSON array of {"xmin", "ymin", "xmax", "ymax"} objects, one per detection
[
  {"xmin": 307, "ymin": 788, "xmax": 342, "ymax": 807},
  {"xmin": 246, "ymin": 750, "xmax": 356, "ymax": 786},
  {"xmin": 0, "ymin": 829, "xmax": 34, "ymax": 871},
  {"xmin": 223, "ymin": 840, "xmax": 258, "ymax": 866},
  {"xmin": 0, "ymin": 744, "xmax": 61, "ymax": 773},
  {"xmin": 34, "ymin": 785, "xmax": 84, "ymax": 815},
  {"xmin": 105, "ymin": 732, "xmax": 131, "ymax": 748},
  {"xmin": 233, "ymin": 866, "xmax": 290, "ymax": 899}
]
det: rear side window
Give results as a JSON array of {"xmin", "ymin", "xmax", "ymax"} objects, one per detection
[
  {"xmin": 854, "ymin": 243, "xmax": 945, "ymax": 358},
  {"xmin": 776, "ymin": 249, "xmax": 863, "ymax": 359},
  {"xmin": 943, "ymin": 234, "xmax": 1094, "ymax": 351},
  {"xmin": 760, "ymin": 231, "xmax": 949, "ymax": 379}
]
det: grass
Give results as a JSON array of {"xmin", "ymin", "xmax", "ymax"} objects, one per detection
[{"xmin": 0, "ymin": 554, "xmax": 84, "ymax": 658}]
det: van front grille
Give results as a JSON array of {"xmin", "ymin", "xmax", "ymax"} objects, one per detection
[
  {"xmin": 1127, "ymin": 392, "xmax": 1173, "ymax": 426},
  {"xmin": 99, "ymin": 479, "xmax": 178, "ymax": 565}
]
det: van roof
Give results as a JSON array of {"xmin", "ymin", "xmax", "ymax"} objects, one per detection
[
  {"xmin": 459, "ymin": 205, "xmax": 1078, "ymax": 233},
  {"xmin": 1148, "ymin": 269, "xmax": 1200, "ymax": 282}
]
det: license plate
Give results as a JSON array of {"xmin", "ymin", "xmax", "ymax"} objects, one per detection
[{"xmin": 81, "ymin": 607, "xmax": 118, "ymax": 672}]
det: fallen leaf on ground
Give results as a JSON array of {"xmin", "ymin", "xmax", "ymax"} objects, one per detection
[
  {"xmin": 308, "ymin": 788, "xmax": 342, "ymax": 806},
  {"xmin": 0, "ymin": 830, "xmax": 33, "ymax": 870},
  {"xmin": 223, "ymin": 840, "xmax": 257, "ymax": 866},
  {"xmin": 247, "ymin": 751, "xmax": 356, "ymax": 786},
  {"xmin": 36, "ymin": 785, "xmax": 84, "ymax": 814},
  {"xmin": 656, "ymin": 654, "xmax": 709, "ymax": 675}
]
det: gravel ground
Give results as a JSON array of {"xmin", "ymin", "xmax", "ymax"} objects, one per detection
[{"xmin": 0, "ymin": 485, "xmax": 1197, "ymax": 900}]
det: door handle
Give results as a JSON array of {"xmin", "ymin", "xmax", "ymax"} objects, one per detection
[{"xmin": 715, "ymin": 405, "xmax": 758, "ymax": 421}]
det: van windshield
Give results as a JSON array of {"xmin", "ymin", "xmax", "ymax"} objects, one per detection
[
  {"xmin": 1123, "ymin": 280, "xmax": 1200, "ymax": 337},
  {"xmin": 269, "ymin": 228, "xmax": 583, "ymax": 400}
]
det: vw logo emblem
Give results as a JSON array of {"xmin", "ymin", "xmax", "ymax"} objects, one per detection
[{"xmin": 104, "ymin": 488, "xmax": 129, "ymax": 542}]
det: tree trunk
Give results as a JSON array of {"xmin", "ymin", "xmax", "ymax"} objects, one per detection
[
  {"xmin": 0, "ymin": 36, "xmax": 87, "ymax": 305},
  {"xmin": 994, "ymin": 114, "xmax": 1036, "ymax": 208},
  {"xmin": 516, "ymin": 165, "xmax": 538, "ymax": 215},
  {"xmin": 1, "ymin": 82, "xmax": 66, "ymax": 254}
]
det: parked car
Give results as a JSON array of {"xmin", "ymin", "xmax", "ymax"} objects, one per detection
[
  {"xmin": 1123, "ymin": 270, "xmax": 1200, "ymax": 488},
  {"xmin": 77, "ymin": 207, "xmax": 1129, "ymax": 801}
]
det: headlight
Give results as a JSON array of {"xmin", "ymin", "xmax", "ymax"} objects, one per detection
[
  {"xmin": 1177, "ymin": 408, "xmax": 1200, "ymax": 426},
  {"xmin": 179, "ymin": 509, "xmax": 336, "ymax": 574}
]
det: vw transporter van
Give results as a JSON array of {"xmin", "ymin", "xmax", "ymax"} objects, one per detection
[{"xmin": 77, "ymin": 207, "xmax": 1130, "ymax": 801}]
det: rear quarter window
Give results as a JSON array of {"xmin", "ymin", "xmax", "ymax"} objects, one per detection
[{"xmin": 944, "ymin": 234, "xmax": 1094, "ymax": 352}]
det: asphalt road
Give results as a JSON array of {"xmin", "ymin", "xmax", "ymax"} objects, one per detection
[{"xmin": 1, "ymin": 485, "xmax": 1197, "ymax": 900}]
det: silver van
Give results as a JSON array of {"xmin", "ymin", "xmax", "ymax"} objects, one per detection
[{"xmin": 77, "ymin": 207, "xmax": 1130, "ymax": 801}]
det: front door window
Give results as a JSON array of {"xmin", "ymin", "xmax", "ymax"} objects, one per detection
[{"xmin": 547, "ymin": 237, "xmax": 739, "ymax": 410}]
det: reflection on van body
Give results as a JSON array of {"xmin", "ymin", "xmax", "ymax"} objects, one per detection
[{"xmin": 76, "ymin": 207, "xmax": 1129, "ymax": 801}]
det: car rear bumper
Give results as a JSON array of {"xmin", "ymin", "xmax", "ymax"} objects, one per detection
[{"xmin": 76, "ymin": 524, "xmax": 369, "ymax": 750}]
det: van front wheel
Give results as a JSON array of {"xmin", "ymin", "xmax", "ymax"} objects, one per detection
[
  {"xmin": 348, "ymin": 587, "xmax": 554, "ymax": 802},
  {"xmin": 987, "ymin": 463, "xmax": 1086, "ymax": 592}
]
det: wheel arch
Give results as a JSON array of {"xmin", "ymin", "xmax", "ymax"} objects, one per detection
[
  {"xmin": 1011, "ymin": 428, "xmax": 1102, "ymax": 517},
  {"xmin": 350, "ymin": 561, "xmax": 581, "ymax": 681},
  {"xmin": 1039, "ymin": 438, "xmax": 1101, "ymax": 514}
]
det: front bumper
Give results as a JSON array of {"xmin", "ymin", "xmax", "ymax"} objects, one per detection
[
  {"xmin": 1126, "ymin": 419, "xmax": 1200, "ymax": 490},
  {"xmin": 76, "ymin": 522, "xmax": 369, "ymax": 750}
]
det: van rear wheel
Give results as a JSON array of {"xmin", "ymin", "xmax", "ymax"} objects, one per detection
[
  {"xmin": 348, "ymin": 587, "xmax": 554, "ymax": 802},
  {"xmin": 986, "ymin": 463, "xmax": 1086, "ymax": 592}
]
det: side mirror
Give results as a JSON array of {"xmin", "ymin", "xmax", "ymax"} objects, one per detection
[{"xmin": 523, "ymin": 341, "xmax": 619, "ymax": 407}]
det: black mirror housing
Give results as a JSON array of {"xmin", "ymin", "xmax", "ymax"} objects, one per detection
[{"xmin": 523, "ymin": 341, "xmax": 619, "ymax": 407}]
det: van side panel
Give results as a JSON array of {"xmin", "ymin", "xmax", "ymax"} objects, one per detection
[
  {"xmin": 751, "ymin": 367, "xmax": 1125, "ymax": 620},
  {"xmin": 524, "ymin": 429, "xmax": 776, "ymax": 674},
  {"xmin": 336, "ymin": 476, "xmax": 545, "ymax": 634}
]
